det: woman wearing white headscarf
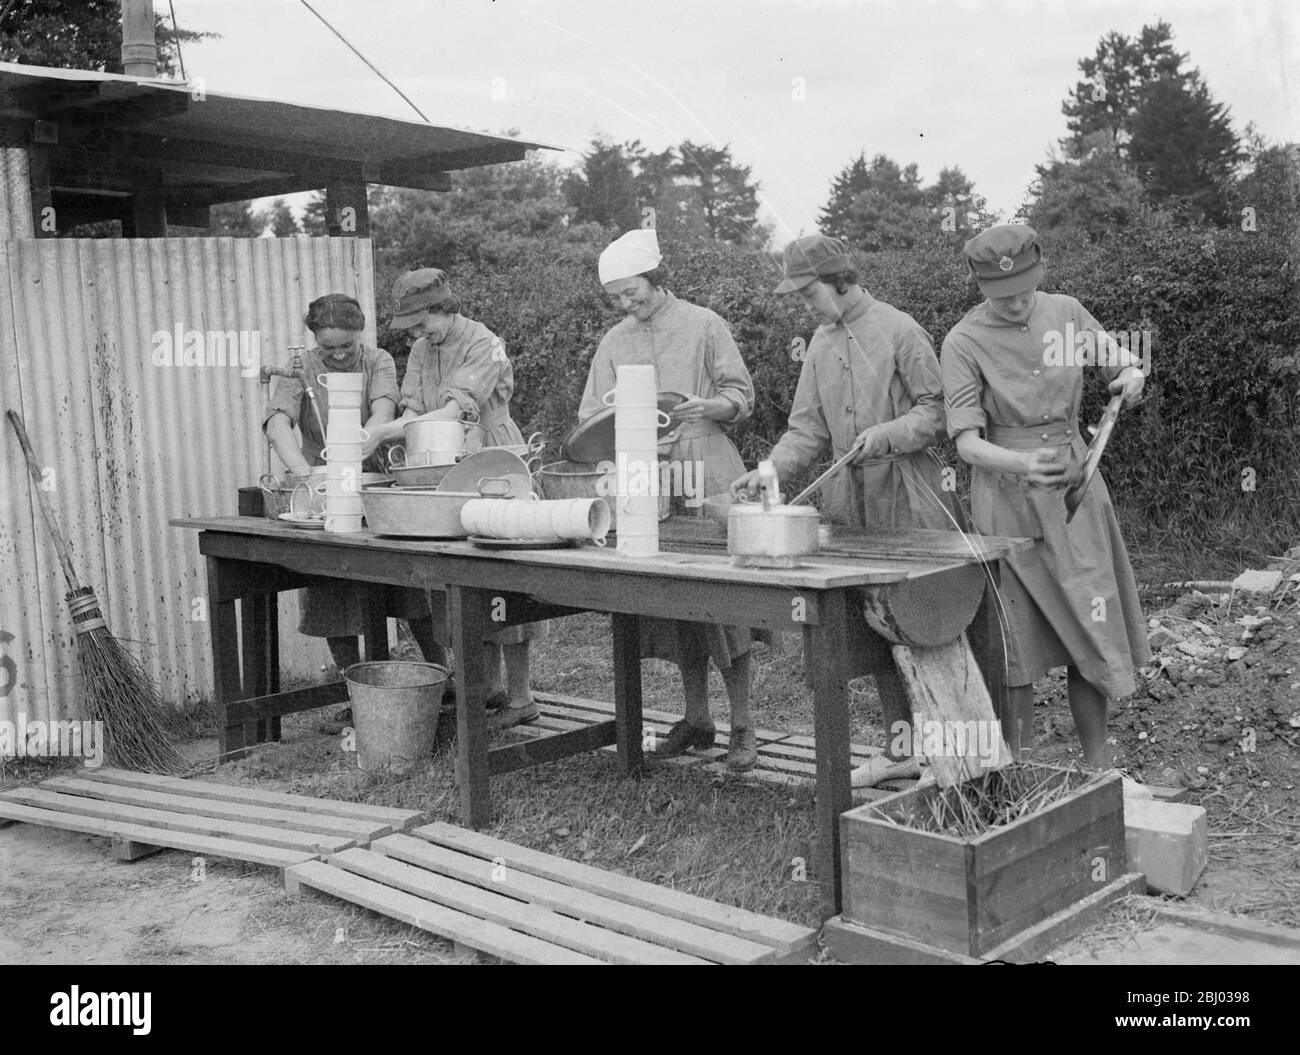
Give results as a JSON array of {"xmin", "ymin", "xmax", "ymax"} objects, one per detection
[{"xmin": 577, "ymin": 230, "xmax": 760, "ymax": 770}]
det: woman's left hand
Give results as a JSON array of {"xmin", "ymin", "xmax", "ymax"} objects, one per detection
[
  {"xmin": 673, "ymin": 395, "xmax": 726, "ymax": 423},
  {"xmin": 1109, "ymin": 366, "xmax": 1145, "ymax": 408}
]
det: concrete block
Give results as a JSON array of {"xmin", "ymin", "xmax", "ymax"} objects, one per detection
[{"xmin": 1124, "ymin": 798, "xmax": 1208, "ymax": 895}]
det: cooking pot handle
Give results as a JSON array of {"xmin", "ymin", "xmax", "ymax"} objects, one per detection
[
  {"xmin": 387, "ymin": 444, "xmax": 406, "ymax": 469},
  {"xmin": 258, "ymin": 473, "xmax": 282, "ymax": 494},
  {"xmin": 524, "ymin": 455, "xmax": 543, "ymax": 476},
  {"xmin": 459, "ymin": 407, "xmax": 481, "ymax": 425},
  {"xmin": 477, "ymin": 477, "xmax": 512, "ymax": 497},
  {"xmin": 525, "ymin": 432, "xmax": 546, "ymax": 455}
]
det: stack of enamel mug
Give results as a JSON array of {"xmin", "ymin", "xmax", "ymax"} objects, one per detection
[
  {"xmin": 317, "ymin": 371, "xmax": 366, "ymax": 533},
  {"xmin": 612, "ymin": 364, "xmax": 662, "ymax": 557}
]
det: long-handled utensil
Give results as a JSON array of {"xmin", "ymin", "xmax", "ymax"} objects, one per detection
[
  {"xmin": 6, "ymin": 410, "xmax": 186, "ymax": 773},
  {"xmin": 1064, "ymin": 391, "xmax": 1125, "ymax": 523},
  {"xmin": 788, "ymin": 442, "xmax": 903, "ymax": 507}
]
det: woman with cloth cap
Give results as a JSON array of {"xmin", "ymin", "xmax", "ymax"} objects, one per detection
[
  {"xmin": 732, "ymin": 234, "xmax": 960, "ymax": 787},
  {"xmin": 365, "ymin": 269, "xmax": 546, "ymax": 730},
  {"xmin": 579, "ymin": 228, "xmax": 761, "ymax": 770},
  {"xmin": 263, "ymin": 293, "xmax": 442, "ymax": 688},
  {"xmin": 941, "ymin": 223, "xmax": 1149, "ymax": 767}
]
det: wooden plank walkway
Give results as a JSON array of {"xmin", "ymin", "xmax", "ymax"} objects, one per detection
[
  {"xmin": 529, "ymin": 692, "xmax": 903, "ymax": 801},
  {"xmin": 527, "ymin": 693, "xmax": 1188, "ymax": 803},
  {"xmin": 286, "ymin": 822, "xmax": 819, "ymax": 965},
  {"xmin": 0, "ymin": 767, "xmax": 424, "ymax": 872}
]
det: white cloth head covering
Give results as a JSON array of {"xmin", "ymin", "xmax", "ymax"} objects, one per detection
[{"xmin": 598, "ymin": 229, "xmax": 662, "ymax": 284}]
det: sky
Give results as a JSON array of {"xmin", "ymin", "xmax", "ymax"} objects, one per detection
[{"xmin": 168, "ymin": 0, "xmax": 1298, "ymax": 244}]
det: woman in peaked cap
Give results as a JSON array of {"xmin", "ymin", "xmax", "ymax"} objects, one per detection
[
  {"xmin": 941, "ymin": 224, "xmax": 1149, "ymax": 767},
  {"xmin": 578, "ymin": 228, "xmax": 762, "ymax": 771}
]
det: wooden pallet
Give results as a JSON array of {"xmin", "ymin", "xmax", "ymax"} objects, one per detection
[
  {"xmin": 528, "ymin": 692, "xmax": 905, "ymax": 801},
  {"xmin": 527, "ymin": 693, "xmax": 1188, "ymax": 803},
  {"xmin": 286, "ymin": 821, "xmax": 819, "ymax": 964},
  {"xmin": 0, "ymin": 767, "xmax": 424, "ymax": 871}
]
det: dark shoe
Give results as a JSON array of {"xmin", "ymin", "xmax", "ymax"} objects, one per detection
[
  {"xmin": 726, "ymin": 726, "xmax": 758, "ymax": 772},
  {"xmin": 488, "ymin": 699, "xmax": 540, "ymax": 730},
  {"xmin": 656, "ymin": 719, "xmax": 716, "ymax": 758}
]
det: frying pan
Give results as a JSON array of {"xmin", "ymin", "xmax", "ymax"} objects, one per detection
[{"xmin": 1064, "ymin": 392, "xmax": 1125, "ymax": 523}]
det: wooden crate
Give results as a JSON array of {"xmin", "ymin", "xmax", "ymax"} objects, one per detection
[{"xmin": 839, "ymin": 767, "xmax": 1130, "ymax": 958}]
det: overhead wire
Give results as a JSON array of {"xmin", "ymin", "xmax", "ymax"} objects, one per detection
[{"xmin": 296, "ymin": 0, "xmax": 430, "ymax": 124}]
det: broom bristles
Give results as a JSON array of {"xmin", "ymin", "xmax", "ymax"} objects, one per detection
[{"xmin": 67, "ymin": 588, "xmax": 186, "ymax": 774}]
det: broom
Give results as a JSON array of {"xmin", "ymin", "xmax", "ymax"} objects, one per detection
[{"xmin": 7, "ymin": 410, "xmax": 186, "ymax": 773}]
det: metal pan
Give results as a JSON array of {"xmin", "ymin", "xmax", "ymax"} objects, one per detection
[
  {"xmin": 1065, "ymin": 392, "xmax": 1124, "ymax": 523},
  {"xmin": 560, "ymin": 391, "xmax": 686, "ymax": 464}
]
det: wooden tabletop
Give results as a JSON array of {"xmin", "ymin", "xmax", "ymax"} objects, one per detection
[{"xmin": 173, "ymin": 516, "xmax": 1032, "ymax": 591}]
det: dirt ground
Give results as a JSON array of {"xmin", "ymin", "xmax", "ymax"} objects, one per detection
[{"xmin": 3, "ymin": 555, "xmax": 1298, "ymax": 965}]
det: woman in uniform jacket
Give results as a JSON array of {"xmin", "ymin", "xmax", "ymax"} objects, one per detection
[{"xmin": 941, "ymin": 224, "xmax": 1149, "ymax": 767}]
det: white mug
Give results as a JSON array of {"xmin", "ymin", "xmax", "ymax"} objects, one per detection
[
  {"xmin": 325, "ymin": 511, "xmax": 364, "ymax": 533},
  {"xmin": 326, "ymin": 424, "xmax": 370, "ymax": 444},
  {"xmin": 325, "ymin": 494, "xmax": 364, "ymax": 516},
  {"xmin": 317, "ymin": 372, "xmax": 365, "ymax": 392},
  {"xmin": 329, "ymin": 408, "xmax": 363, "ymax": 431},
  {"xmin": 320, "ymin": 442, "xmax": 365, "ymax": 463}
]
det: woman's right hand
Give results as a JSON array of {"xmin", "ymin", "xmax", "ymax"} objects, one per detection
[
  {"xmin": 1025, "ymin": 447, "xmax": 1075, "ymax": 489},
  {"xmin": 731, "ymin": 469, "xmax": 763, "ymax": 497}
]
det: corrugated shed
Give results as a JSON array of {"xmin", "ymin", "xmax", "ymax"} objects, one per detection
[{"xmin": 0, "ymin": 236, "xmax": 375, "ymax": 729}]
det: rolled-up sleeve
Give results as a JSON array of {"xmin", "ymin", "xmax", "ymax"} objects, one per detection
[
  {"xmin": 877, "ymin": 324, "xmax": 948, "ymax": 453},
  {"xmin": 769, "ymin": 356, "xmax": 830, "ymax": 477},
  {"xmin": 264, "ymin": 376, "xmax": 303, "ymax": 429},
  {"xmin": 367, "ymin": 350, "xmax": 399, "ymax": 410},
  {"xmin": 940, "ymin": 334, "xmax": 987, "ymax": 436},
  {"xmin": 706, "ymin": 314, "xmax": 755, "ymax": 426},
  {"xmin": 442, "ymin": 332, "xmax": 511, "ymax": 419},
  {"xmin": 399, "ymin": 341, "xmax": 428, "ymax": 416}
]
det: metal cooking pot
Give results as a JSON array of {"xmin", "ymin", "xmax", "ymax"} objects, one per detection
[
  {"xmin": 404, "ymin": 417, "xmax": 485, "ymax": 460},
  {"xmin": 727, "ymin": 504, "xmax": 820, "ymax": 566},
  {"xmin": 536, "ymin": 460, "xmax": 669, "ymax": 531},
  {"xmin": 360, "ymin": 479, "xmax": 510, "ymax": 538}
]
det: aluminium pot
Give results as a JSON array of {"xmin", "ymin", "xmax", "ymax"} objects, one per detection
[
  {"xmin": 536, "ymin": 460, "xmax": 669, "ymax": 531},
  {"xmin": 360, "ymin": 482, "xmax": 508, "ymax": 538},
  {"xmin": 726, "ymin": 504, "xmax": 820, "ymax": 563}
]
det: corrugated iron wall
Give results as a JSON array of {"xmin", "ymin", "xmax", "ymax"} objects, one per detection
[{"xmin": 0, "ymin": 236, "xmax": 376, "ymax": 728}]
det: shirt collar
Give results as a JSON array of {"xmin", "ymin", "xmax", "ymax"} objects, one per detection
[{"xmin": 826, "ymin": 289, "xmax": 873, "ymax": 329}]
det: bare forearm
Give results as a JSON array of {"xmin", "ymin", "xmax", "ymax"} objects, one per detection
[
  {"xmin": 266, "ymin": 414, "xmax": 309, "ymax": 474},
  {"xmin": 955, "ymin": 430, "xmax": 1031, "ymax": 476}
]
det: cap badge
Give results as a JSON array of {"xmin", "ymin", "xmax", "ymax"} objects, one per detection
[{"xmin": 998, "ymin": 255, "xmax": 1014, "ymax": 272}]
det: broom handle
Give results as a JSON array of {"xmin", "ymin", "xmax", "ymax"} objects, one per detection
[{"xmin": 6, "ymin": 410, "xmax": 84, "ymax": 592}]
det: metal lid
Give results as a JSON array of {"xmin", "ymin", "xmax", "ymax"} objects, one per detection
[{"xmin": 559, "ymin": 391, "xmax": 686, "ymax": 464}]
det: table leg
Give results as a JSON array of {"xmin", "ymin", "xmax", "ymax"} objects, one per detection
[
  {"xmin": 969, "ymin": 563, "xmax": 1009, "ymax": 734},
  {"xmin": 243, "ymin": 594, "xmax": 278, "ymax": 744},
  {"xmin": 449, "ymin": 584, "xmax": 491, "ymax": 827},
  {"xmin": 611, "ymin": 613, "xmax": 644, "ymax": 776},
  {"xmin": 207, "ymin": 557, "xmax": 247, "ymax": 761},
  {"xmin": 363, "ymin": 593, "xmax": 389, "ymax": 662},
  {"xmin": 807, "ymin": 589, "xmax": 852, "ymax": 921}
]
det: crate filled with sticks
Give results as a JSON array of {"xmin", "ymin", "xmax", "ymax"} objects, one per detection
[{"xmin": 829, "ymin": 764, "xmax": 1141, "ymax": 962}]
